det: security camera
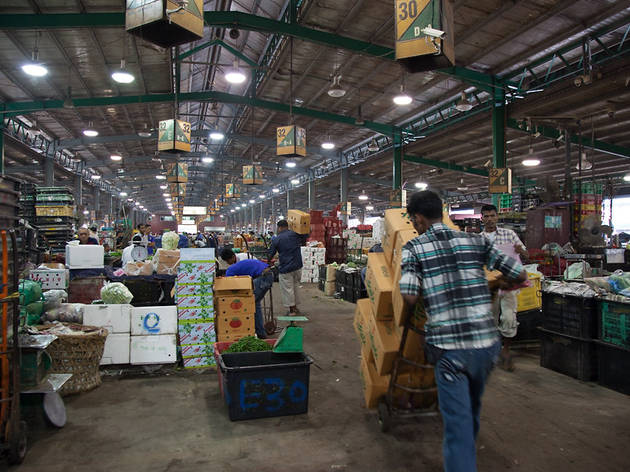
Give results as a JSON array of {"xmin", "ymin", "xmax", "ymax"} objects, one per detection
[
  {"xmin": 229, "ymin": 29, "xmax": 240, "ymax": 40},
  {"xmin": 421, "ymin": 25, "xmax": 445, "ymax": 39}
]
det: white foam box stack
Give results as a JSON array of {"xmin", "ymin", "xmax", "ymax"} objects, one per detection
[
  {"xmin": 83, "ymin": 304, "xmax": 132, "ymax": 365},
  {"xmin": 130, "ymin": 335, "xmax": 177, "ymax": 364},
  {"xmin": 65, "ymin": 245, "xmax": 105, "ymax": 269},
  {"xmin": 300, "ymin": 246, "xmax": 326, "ymax": 283},
  {"xmin": 176, "ymin": 248, "xmax": 217, "ymax": 368},
  {"xmin": 29, "ymin": 268, "xmax": 69, "ymax": 289}
]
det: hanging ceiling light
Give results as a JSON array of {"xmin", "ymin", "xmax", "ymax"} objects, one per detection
[
  {"xmin": 286, "ymin": 161, "xmax": 297, "ymax": 168},
  {"xmin": 202, "ymin": 156, "xmax": 214, "ymax": 164},
  {"xmin": 22, "ymin": 59, "xmax": 48, "ymax": 77},
  {"xmin": 623, "ymin": 174, "xmax": 630, "ymax": 182},
  {"xmin": 83, "ymin": 122, "xmax": 98, "ymax": 137},
  {"xmin": 321, "ymin": 137, "xmax": 335, "ymax": 150},
  {"xmin": 249, "ymin": 199, "xmax": 255, "ymax": 204},
  {"xmin": 365, "ymin": 205, "xmax": 374, "ymax": 211},
  {"xmin": 225, "ymin": 59, "xmax": 246, "ymax": 84},
  {"xmin": 111, "ymin": 59, "xmax": 135, "ymax": 84},
  {"xmin": 110, "ymin": 154, "xmax": 122, "ymax": 161},
  {"xmin": 119, "ymin": 191, "xmax": 128, "ymax": 197},
  {"xmin": 83, "ymin": 210, "xmax": 90, "ymax": 215},
  {"xmin": 358, "ymin": 193, "xmax": 369, "ymax": 201},
  {"xmin": 291, "ymin": 179, "xmax": 300, "ymax": 185},
  {"xmin": 272, "ymin": 188, "xmax": 280, "ymax": 193},
  {"xmin": 92, "ymin": 174, "xmax": 101, "ymax": 180},
  {"xmin": 259, "ymin": 194, "xmax": 265, "ymax": 199},
  {"xmin": 162, "ymin": 193, "xmax": 169, "ymax": 197},
  {"xmin": 456, "ymin": 178, "xmax": 469, "ymax": 191},
  {"xmin": 367, "ymin": 139, "xmax": 379, "ymax": 152},
  {"xmin": 393, "ymin": 84, "xmax": 412, "ymax": 106},
  {"xmin": 210, "ymin": 131, "xmax": 224, "ymax": 141},
  {"xmin": 230, "ymin": 209, "xmax": 235, "ymax": 213},
  {"xmin": 523, "ymin": 142, "xmax": 541, "ymax": 167},
  {"xmin": 455, "ymin": 92, "xmax": 473, "ymax": 112},
  {"xmin": 415, "ymin": 181, "xmax": 428, "ymax": 190},
  {"xmin": 156, "ymin": 175, "xmax": 166, "ymax": 180},
  {"xmin": 137, "ymin": 124, "xmax": 152, "ymax": 137},
  {"xmin": 576, "ymin": 151, "xmax": 593, "ymax": 170},
  {"xmin": 327, "ymin": 74, "xmax": 346, "ymax": 98}
]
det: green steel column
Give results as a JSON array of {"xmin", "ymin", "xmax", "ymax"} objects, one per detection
[
  {"xmin": 44, "ymin": 153, "xmax": 54, "ymax": 186},
  {"xmin": 271, "ymin": 197, "xmax": 275, "ymax": 225},
  {"xmin": 308, "ymin": 180, "xmax": 315, "ymax": 209},
  {"xmin": 393, "ymin": 130, "xmax": 402, "ymax": 190},
  {"xmin": 492, "ymin": 87, "xmax": 506, "ymax": 206},
  {"xmin": 0, "ymin": 132, "xmax": 4, "ymax": 175},
  {"xmin": 340, "ymin": 167, "xmax": 348, "ymax": 226},
  {"xmin": 287, "ymin": 188, "xmax": 293, "ymax": 210}
]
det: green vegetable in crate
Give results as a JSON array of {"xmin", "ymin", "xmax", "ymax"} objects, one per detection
[
  {"xmin": 162, "ymin": 231, "xmax": 180, "ymax": 250},
  {"xmin": 101, "ymin": 282, "xmax": 133, "ymax": 304},
  {"xmin": 19, "ymin": 279, "xmax": 43, "ymax": 306},
  {"xmin": 224, "ymin": 336, "xmax": 272, "ymax": 353}
]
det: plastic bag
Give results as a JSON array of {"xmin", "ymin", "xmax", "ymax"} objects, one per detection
[
  {"xmin": 162, "ymin": 231, "xmax": 180, "ymax": 250},
  {"xmin": 43, "ymin": 303, "xmax": 84, "ymax": 323},
  {"xmin": 124, "ymin": 261, "xmax": 153, "ymax": 276},
  {"xmin": 43, "ymin": 290, "xmax": 68, "ymax": 312},
  {"xmin": 19, "ymin": 279, "xmax": 43, "ymax": 306},
  {"xmin": 101, "ymin": 282, "xmax": 133, "ymax": 304},
  {"xmin": 564, "ymin": 262, "xmax": 591, "ymax": 280}
]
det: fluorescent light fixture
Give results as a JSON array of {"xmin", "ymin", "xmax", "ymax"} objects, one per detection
[
  {"xmin": 230, "ymin": 209, "xmax": 235, "ymax": 213},
  {"xmin": 160, "ymin": 184, "xmax": 167, "ymax": 190},
  {"xmin": 393, "ymin": 85, "xmax": 412, "ymax": 106},
  {"xmin": 321, "ymin": 140, "xmax": 335, "ymax": 150},
  {"xmin": 202, "ymin": 156, "xmax": 214, "ymax": 164},
  {"xmin": 119, "ymin": 192, "xmax": 128, "ymax": 197},
  {"xmin": 156, "ymin": 175, "xmax": 166, "ymax": 180},
  {"xmin": 285, "ymin": 161, "xmax": 297, "ymax": 168},
  {"xmin": 22, "ymin": 62, "xmax": 48, "ymax": 77},
  {"xmin": 358, "ymin": 194, "xmax": 368, "ymax": 201},
  {"xmin": 291, "ymin": 179, "xmax": 299, "ymax": 185},
  {"xmin": 210, "ymin": 132, "xmax": 224, "ymax": 140},
  {"xmin": 110, "ymin": 154, "xmax": 122, "ymax": 161},
  {"xmin": 522, "ymin": 158, "xmax": 541, "ymax": 167},
  {"xmin": 162, "ymin": 193, "xmax": 169, "ymax": 197},
  {"xmin": 83, "ymin": 128, "xmax": 98, "ymax": 137},
  {"xmin": 236, "ymin": 205, "xmax": 241, "ymax": 209},
  {"xmin": 272, "ymin": 188, "xmax": 280, "ymax": 193},
  {"xmin": 249, "ymin": 199, "xmax": 255, "ymax": 204},
  {"xmin": 183, "ymin": 206, "xmax": 206, "ymax": 215},
  {"xmin": 259, "ymin": 194, "xmax": 265, "ymax": 199},
  {"xmin": 415, "ymin": 182, "xmax": 428, "ymax": 190},
  {"xmin": 365, "ymin": 205, "xmax": 374, "ymax": 211}
]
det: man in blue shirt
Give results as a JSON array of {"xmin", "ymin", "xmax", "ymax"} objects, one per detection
[
  {"xmin": 268, "ymin": 219, "xmax": 307, "ymax": 315},
  {"xmin": 221, "ymin": 248, "xmax": 273, "ymax": 339}
]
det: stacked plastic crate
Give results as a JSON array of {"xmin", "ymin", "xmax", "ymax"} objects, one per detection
[
  {"xmin": 573, "ymin": 181, "xmax": 603, "ymax": 224},
  {"xmin": 175, "ymin": 248, "xmax": 217, "ymax": 368},
  {"xmin": 35, "ymin": 187, "xmax": 76, "ymax": 254}
]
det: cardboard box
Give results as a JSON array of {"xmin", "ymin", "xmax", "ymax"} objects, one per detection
[
  {"xmin": 359, "ymin": 355, "xmax": 390, "ymax": 409},
  {"xmin": 392, "ymin": 317, "xmax": 429, "ymax": 364},
  {"xmin": 176, "ymin": 263, "xmax": 215, "ymax": 284},
  {"xmin": 29, "ymin": 268, "xmax": 69, "ymax": 289},
  {"xmin": 176, "ymin": 293, "xmax": 215, "ymax": 308},
  {"xmin": 100, "ymin": 333, "xmax": 130, "ymax": 365},
  {"xmin": 382, "ymin": 209, "xmax": 414, "ymax": 264},
  {"xmin": 216, "ymin": 310, "xmax": 255, "ymax": 342},
  {"xmin": 353, "ymin": 299, "xmax": 373, "ymax": 353},
  {"xmin": 65, "ymin": 245, "xmax": 104, "ymax": 269},
  {"xmin": 176, "ymin": 283, "xmax": 213, "ymax": 296},
  {"xmin": 324, "ymin": 281, "xmax": 336, "ymax": 296},
  {"xmin": 364, "ymin": 253, "xmax": 394, "ymax": 320},
  {"xmin": 180, "ymin": 342, "xmax": 215, "ymax": 358},
  {"xmin": 177, "ymin": 306, "xmax": 215, "ymax": 321},
  {"xmin": 288, "ymin": 209, "xmax": 311, "ymax": 234},
  {"xmin": 130, "ymin": 306, "xmax": 178, "ymax": 335},
  {"xmin": 393, "ymin": 276, "xmax": 429, "ymax": 329},
  {"xmin": 183, "ymin": 355, "xmax": 216, "ymax": 369},
  {"xmin": 124, "ymin": 261, "xmax": 154, "ymax": 276},
  {"xmin": 368, "ymin": 318, "xmax": 400, "ymax": 376},
  {"xmin": 153, "ymin": 249, "xmax": 180, "ymax": 275},
  {"xmin": 130, "ymin": 335, "xmax": 177, "ymax": 364},
  {"xmin": 83, "ymin": 304, "xmax": 132, "ymax": 334},
  {"xmin": 178, "ymin": 320, "xmax": 216, "ymax": 345},
  {"xmin": 214, "ymin": 276, "xmax": 253, "ymax": 296},
  {"xmin": 325, "ymin": 265, "xmax": 337, "ymax": 282},
  {"xmin": 391, "ymin": 229, "xmax": 418, "ymax": 274}
]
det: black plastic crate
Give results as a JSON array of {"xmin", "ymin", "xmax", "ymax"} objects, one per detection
[
  {"xmin": 318, "ymin": 278, "xmax": 325, "ymax": 292},
  {"xmin": 539, "ymin": 327, "xmax": 597, "ymax": 381},
  {"xmin": 219, "ymin": 351, "xmax": 313, "ymax": 421},
  {"xmin": 542, "ymin": 292, "xmax": 598, "ymax": 338},
  {"xmin": 349, "ymin": 271, "xmax": 363, "ymax": 289},
  {"xmin": 514, "ymin": 309, "xmax": 543, "ymax": 342},
  {"xmin": 596, "ymin": 341, "xmax": 630, "ymax": 395},
  {"xmin": 599, "ymin": 299, "xmax": 630, "ymax": 350}
]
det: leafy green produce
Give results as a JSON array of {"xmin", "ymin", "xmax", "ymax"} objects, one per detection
[
  {"xmin": 162, "ymin": 231, "xmax": 180, "ymax": 250},
  {"xmin": 101, "ymin": 282, "xmax": 133, "ymax": 304},
  {"xmin": 224, "ymin": 336, "xmax": 272, "ymax": 353}
]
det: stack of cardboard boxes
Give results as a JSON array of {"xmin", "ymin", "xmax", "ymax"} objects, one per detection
[
  {"xmin": 176, "ymin": 248, "xmax": 217, "ymax": 368},
  {"xmin": 300, "ymin": 246, "xmax": 326, "ymax": 283},
  {"xmin": 355, "ymin": 209, "xmax": 437, "ymax": 410},
  {"xmin": 214, "ymin": 276, "xmax": 256, "ymax": 342},
  {"xmin": 288, "ymin": 209, "xmax": 311, "ymax": 235}
]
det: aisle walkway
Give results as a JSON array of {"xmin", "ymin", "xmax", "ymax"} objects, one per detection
[{"xmin": 11, "ymin": 285, "xmax": 630, "ymax": 472}]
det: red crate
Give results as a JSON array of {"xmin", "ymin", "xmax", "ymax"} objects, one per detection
[
  {"xmin": 310, "ymin": 210, "xmax": 324, "ymax": 223},
  {"xmin": 213, "ymin": 339, "xmax": 277, "ymax": 399}
]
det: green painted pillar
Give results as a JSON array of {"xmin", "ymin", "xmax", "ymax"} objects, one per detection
[
  {"xmin": 492, "ymin": 87, "xmax": 506, "ymax": 207},
  {"xmin": 393, "ymin": 130, "xmax": 402, "ymax": 190},
  {"xmin": 0, "ymin": 131, "xmax": 4, "ymax": 175}
]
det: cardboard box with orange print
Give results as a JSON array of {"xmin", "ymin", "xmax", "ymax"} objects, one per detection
[
  {"xmin": 214, "ymin": 276, "xmax": 256, "ymax": 342},
  {"xmin": 364, "ymin": 253, "xmax": 394, "ymax": 320}
]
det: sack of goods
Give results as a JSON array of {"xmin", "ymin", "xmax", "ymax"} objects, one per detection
[{"xmin": 355, "ymin": 209, "xmax": 437, "ymax": 410}]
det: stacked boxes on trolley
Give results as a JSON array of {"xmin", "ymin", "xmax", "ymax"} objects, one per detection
[
  {"xmin": 35, "ymin": 187, "xmax": 76, "ymax": 254},
  {"xmin": 354, "ymin": 209, "xmax": 437, "ymax": 409}
]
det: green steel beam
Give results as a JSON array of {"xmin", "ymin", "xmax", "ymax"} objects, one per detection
[
  {"xmin": 507, "ymin": 118, "xmax": 630, "ymax": 159},
  {"xmin": 393, "ymin": 132, "xmax": 402, "ymax": 190},
  {"xmin": 0, "ymin": 91, "xmax": 395, "ymax": 135},
  {"xmin": 0, "ymin": 131, "xmax": 4, "ymax": 175},
  {"xmin": 0, "ymin": 12, "xmax": 124, "ymax": 29},
  {"xmin": 177, "ymin": 39, "xmax": 258, "ymax": 67},
  {"xmin": 492, "ymin": 89, "xmax": 506, "ymax": 168},
  {"xmin": 404, "ymin": 154, "xmax": 489, "ymax": 178}
]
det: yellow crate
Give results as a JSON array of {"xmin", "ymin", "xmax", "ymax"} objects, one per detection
[
  {"xmin": 35, "ymin": 206, "xmax": 74, "ymax": 217},
  {"xmin": 517, "ymin": 273, "xmax": 542, "ymax": 312}
]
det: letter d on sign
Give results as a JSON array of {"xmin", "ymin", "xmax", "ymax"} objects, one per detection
[{"xmin": 414, "ymin": 26, "xmax": 420, "ymax": 37}]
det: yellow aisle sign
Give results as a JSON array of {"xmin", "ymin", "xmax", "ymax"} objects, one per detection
[
  {"xmin": 489, "ymin": 168, "xmax": 512, "ymax": 194},
  {"xmin": 395, "ymin": 0, "xmax": 441, "ymax": 60}
]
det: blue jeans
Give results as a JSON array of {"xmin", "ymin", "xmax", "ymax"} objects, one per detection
[
  {"xmin": 430, "ymin": 342, "xmax": 501, "ymax": 472},
  {"xmin": 253, "ymin": 273, "xmax": 274, "ymax": 338}
]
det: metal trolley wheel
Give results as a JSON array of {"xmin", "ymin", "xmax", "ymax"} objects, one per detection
[
  {"xmin": 377, "ymin": 399, "xmax": 392, "ymax": 433},
  {"xmin": 7, "ymin": 421, "xmax": 27, "ymax": 465}
]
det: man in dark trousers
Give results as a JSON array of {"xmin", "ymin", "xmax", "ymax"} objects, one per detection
[
  {"xmin": 268, "ymin": 219, "xmax": 307, "ymax": 315},
  {"xmin": 399, "ymin": 191, "xmax": 526, "ymax": 472},
  {"xmin": 220, "ymin": 248, "xmax": 273, "ymax": 339}
]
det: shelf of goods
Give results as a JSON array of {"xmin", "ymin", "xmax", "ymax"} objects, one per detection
[{"xmin": 35, "ymin": 187, "xmax": 76, "ymax": 254}]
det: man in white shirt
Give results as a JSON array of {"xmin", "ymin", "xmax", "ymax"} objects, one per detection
[{"xmin": 481, "ymin": 204, "xmax": 528, "ymax": 371}]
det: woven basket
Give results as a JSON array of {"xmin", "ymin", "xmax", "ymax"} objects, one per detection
[{"xmin": 39, "ymin": 324, "xmax": 108, "ymax": 396}]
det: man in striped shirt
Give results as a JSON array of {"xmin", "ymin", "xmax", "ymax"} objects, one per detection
[{"xmin": 399, "ymin": 191, "xmax": 526, "ymax": 472}]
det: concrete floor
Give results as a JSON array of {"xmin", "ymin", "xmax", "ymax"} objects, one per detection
[{"xmin": 9, "ymin": 285, "xmax": 630, "ymax": 472}]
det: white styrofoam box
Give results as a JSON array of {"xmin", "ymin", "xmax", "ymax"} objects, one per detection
[
  {"xmin": 83, "ymin": 304, "xmax": 132, "ymax": 334},
  {"xmin": 65, "ymin": 245, "xmax": 105, "ymax": 269},
  {"xmin": 130, "ymin": 335, "xmax": 177, "ymax": 364},
  {"xmin": 100, "ymin": 333, "xmax": 130, "ymax": 365},
  {"xmin": 130, "ymin": 306, "xmax": 177, "ymax": 335},
  {"xmin": 29, "ymin": 269, "xmax": 69, "ymax": 289}
]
